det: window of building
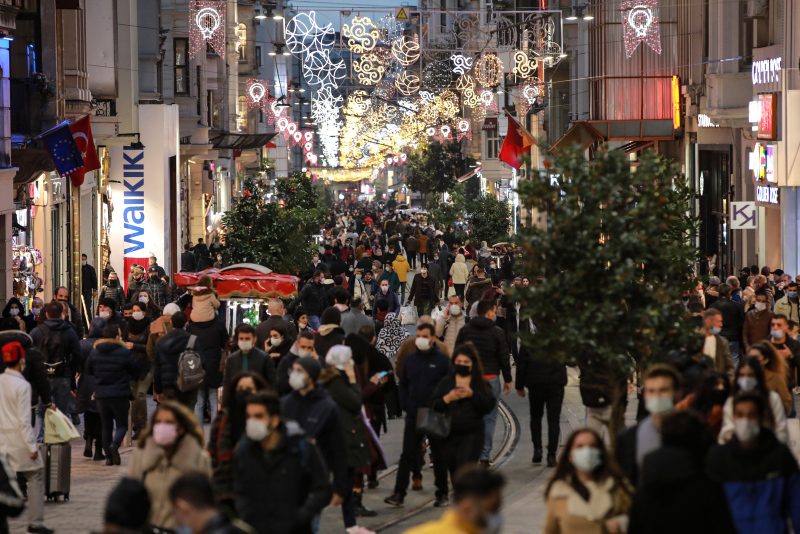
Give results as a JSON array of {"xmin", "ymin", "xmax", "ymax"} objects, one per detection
[
  {"xmin": 174, "ymin": 38, "xmax": 189, "ymax": 96},
  {"xmin": 484, "ymin": 128, "xmax": 499, "ymax": 159},
  {"xmin": 236, "ymin": 23, "xmax": 247, "ymax": 61},
  {"xmin": 237, "ymin": 95, "xmax": 247, "ymax": 131},
  {"xmin": 255, "ymin": 46, "xmax": 262, "ymax": 67}
]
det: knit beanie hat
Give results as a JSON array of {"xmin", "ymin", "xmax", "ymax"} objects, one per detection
[{"xmin": 296, "ymin": 356, "xmax": 322, "ymax": 382}]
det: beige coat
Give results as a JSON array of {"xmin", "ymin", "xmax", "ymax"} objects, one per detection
[
  {"xmin": 435, "ymin": 312, "xmax": 466, "ymax": 354},
  {"xmin": 449, "ymin": 254, "xmax": 469, "ymax": 285},
  {"xmin": 128, "ymin": 434, "xmax": 212, "ymax": 529},
  {"xmin": 191, "ymin": 291, "xmax": 220, "ymax": 322},
  {"xmin": 0, "ymin": 370, "xmax": 42, "ymax": 473},
  {"xmin": 543, "ymin": 478, "xmax": 631, "ymax": 534}
]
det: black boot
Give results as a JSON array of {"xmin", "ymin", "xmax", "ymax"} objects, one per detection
[
  {"xmin": 532, "ymin": 448, "xmax": 543, "ymax": 464},
  {"xmin": 83, "ymin": 439, "xmax": 93, "ymax": 458},
  {"xmin": 353, "ymin": 491, "xmax": 377, "ymax": 517},
  {"xmin": 93, "ymin": 439, "xmax": 105, "ymax": 461}
]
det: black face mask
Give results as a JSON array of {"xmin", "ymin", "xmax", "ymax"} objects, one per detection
[
  {"xmin": 235, "ymin": 390, "xmax": 253, "ymax": 407},
  {"xmin": 109, "ymin": 279, "xmax": 119, "ymax": 286},
  {"xmin": 455, "ymin": 364, "xmax": 471, "ymax": 377},
  {"xmin": 710, "ymin": 389, "xmax": 728, "ymax": 406}
]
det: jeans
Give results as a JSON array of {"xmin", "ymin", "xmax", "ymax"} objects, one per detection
[
  {"xmin": 307, "ymin": 315, "xmax": 321, "ymax": 331},
  {"xmin": 728, "ymin": 340, "xmax": 740, "ymax": 368},
  {"xmin": 341, "ymin": 467, "xmax": 356, "ymax": 528},
  {"xmin": 528, "ymin": 385, "xmax": 565, "ymax": 456},
  {"xmin": 482, "ymin": 376, "xmax": 502, "ymax": 461},
  {"xmin": 18, "ymin": 469, "xmax": 44, "ymax": 528},
  {"xmin": 394, "ymin": 418, "xmax": 449, "ymax": 498},
  {"xmin": 195, "ymin": 385, "xmax": 219, "ymax": 427},
  {"xmin": 408, "ymin": 253, "xmax": 417, "ymax": 270},
  {"xmin": 97, "ymin": 397, "xmax": 130, "ymax": 452},
  {"xmin": 443, "ymin": 431, "xmax": 484, "ymax": 478},
  {"xmin": 35, "ymin": 376, "xmax": 72, "ymax": 442},
  {"xmin": 130, "ymin": 368, "xmax": 153, "ymax": 431}
]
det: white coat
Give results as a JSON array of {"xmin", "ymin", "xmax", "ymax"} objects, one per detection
[{"xmin": 0, "ymin": 369, "xmax": 42, "ymax": 472}]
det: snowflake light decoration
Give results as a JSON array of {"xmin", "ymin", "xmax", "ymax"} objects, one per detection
[
  {"xmin": 456, "ymin": 118, "xmax": 472, "ymax": 141},
  {"xmin": 342, "ymin": 16, "xmax": 380, "ymax": 54},
  {"xmin": 285, "ymin": 11, "xmax": 336, "ymax": 58},
  {"xmin": 512, "ymin": 51, "xmax": 538, "ymax": 78},
  {"xmin": 621, "ymin": 0, "xmax": 662, "ymax": 58},
  {"xmin": 189, "ymin": 1, "xmax": 226, "ymax": 58},
  {"xmin": 474, "ymin": 54, "xmax": 504, "ymax": 87}
]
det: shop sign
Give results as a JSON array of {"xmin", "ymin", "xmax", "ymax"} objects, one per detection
[
  {"xmin": 751, "ymin": 57, "xmax": 781, "ymax": 85},
  {"xmin": 757, "ymin": 94, "xmax": 777, "ymax": 139},
  {"xmin": 697, "ymin": 114, "xmax": 718, "ymax": 127},
  {"xmin": 730, "ymin": 202, "xmax": 757, "ymax": 230},
  {"xmin": 481, "ymin": 117, "xmax": 497, "ymax": 131},
  {"xmin": 49, "ymin": 176, "xmax": 67, "ymax": 205},
  {"xmin": 756, "ymin": 185, "xmax": 780, "ymax": 205},
  {"xmin": 749, "ymin": 142, "xmax": 775, "ymax": 182}
]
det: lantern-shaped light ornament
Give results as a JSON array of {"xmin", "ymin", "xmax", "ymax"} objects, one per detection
[
  {"xmin": 304, "ymin": 142, "xmax": 313, "ymax": 152},
  {"xmin": 435, "ymin": 124, "xmax": 453, "ymax": 142},
  {"xmin": 292, "ymin": 131, "xmax": 304, "ymax": 146},
  {"xmin": 400, "ymin": 153, "xmax": 407, "ymax": 163},
  {"xmin": 392, "ymin": 155, "xmax": 399, "ymax": 164},
  {"xmin": 621, "ymin": 0, "xmax": 662, "ymax": 58},
  {"xmin": 189, "ymin": 1, "xmax": 226, "ymax": 58},
  {"xmin": 276, "ymin": 116, "xmax": 290, "ymax": 132},
  {"xmin": 456, "ymin": 118, "xmax": 472, "ymax": 141},
  {"xmin": 480, "ymin": 90, "xmax": 498, "ymax": 112},
  {"xmin": 473, "ymin": 53, "xmax": 504, "ymax": 87},
  {"xmin": 304, "ymin": 131, "xmax": 314, "ymax": 142},
  {"xmin": 386, "ymin": 156, "xmax": 393, "ymax": 165},
  {"xmin": 426, "ymin": 126, "xmax": 436, "ymax": 137}
]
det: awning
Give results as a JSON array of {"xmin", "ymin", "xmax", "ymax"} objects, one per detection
[
  {"xmin": 266, "ymin": 141, "xmax": 277, "ymax": 149},
  {"xmin": 209, "ymin": 132, "xmax": 278, "ymax": 150},
  {"xmin": 11, "ymin": 148, "xmax": 55, "ymax": 185},
  {"xmin": 173, "ymin": 265, "xmax": 300, "ymax": 299},
  {"xmin": 456, "ymin": 166, "xmax": 482, "ymax": 182},
  {"xmin": 549, "ymin": 122, "xmax": 604, "ymax": 157}
]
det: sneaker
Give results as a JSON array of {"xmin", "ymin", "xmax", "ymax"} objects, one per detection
[
  {"xmin": 412, "ymin": 477, "xmax": 423, "ymax": 491},
  {"xmin": 384, "ymin": 493, "xmax": 404, "ymax": 507},
  {"xmin": 479, "ymin": 459, "xmax": 493, "ymax": 467},
  {"xmin": 366, "ymin": 477, "xmax": 379, "ymax": 490},
  {"xmin": 108, "ymin": 444, "xmax": 121, "ymax": 466},
  {"xmin": 346, "ymin": 527, "xmax": 376, "ymax": 534},
  {"xmin": 28, "ymin": 526, "xmax": 54, "ymax": 534},
  {"xmin": 546, "ymin": 455, "xmax": 557, "ymax": 468},
  {"xmin": 433, "ymin": 495, "xmax": 449, "ymax": 507}
]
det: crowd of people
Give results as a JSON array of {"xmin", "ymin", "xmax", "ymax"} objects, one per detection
[{"xmin": 2, "ymin": 202, "xmax": 800, "ymax": 534}]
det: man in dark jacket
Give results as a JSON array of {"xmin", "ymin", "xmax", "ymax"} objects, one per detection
[
  {"xmin": 515, "ymin": 345, "xmax": 567, "ymax": 467},
  {"xmin": 276, "ymin": 332, "xmax": 316, "ymax": 396},
  {"xmin": 78, "ymin": 317, "xmax": 105, "ymax": 459},
  {"xmin": 314, "ymin": 307, "xmax": 346, "ymax": 359},
  {"xmin": 142, "ymin": 268, "xmax": 170, "ymax": 308},
  {"xmin": 222, "ymin": 324, "xmax": 276, "ymax": 387},
  {"xmin": 82, "ymin": 253, "xmax": 98, "ymax": 329},
  {"xmin": 235, "ymin": 393, "xmax": 332, "ymax": 534},
  {"xmin": 153, "ymin": 311, "xmax": 196, "ymax": 409},
  {"xmin": 454, "ymin": 299, "xmax": 511, "ymax": 465},
  {"xmin": 98, "ymin": 272, "xmax": 126, "ymax": 313},
  {"xmin": 54, "ymin": 286, "xmax": 84, "ymax": 339},
  {"xmin": 30, "ymin": 301, "xmax": 82, "ymax": 417},
  {"xmin": 256, "ymin": 298, "xmax": 298, "ymax": 349},
  {"xmin": 406, "ymin": 266, "xmax": 441, "ymax": 318},
  {"xmin": 181, "ymin": 243, "xmax": 196, "ymax": 272},
  {"xmin": 281, "ymin": 357, "xmax": 349, "ymax": 506},
  {"xmin": 371, "ymin": 280, "xmax": 400, "ymax": 317},
  {"xmin": 187, "ymin": 316, "xmax": 229, "ymax": 426},
  {"xmin": 706, "ymin": 392, "xmax": 800, "ymax": 533},
  {"xmin": 385, "ymin": 323, "xmax": 450, "ymax": 507},
  {"xmin": 296, "ymin": 271, "xmax": 328, "ymax": 331},
  {"xmin": 465, "ymin": 269, "xmax": 493, "ymax": 310},
  {"xmin": 710, "ymin": 283, "xmax": 745, "ymax": 367},
  {"xmin": 170, "ymin": 473, "xmax": 252, "ymax": 534}
]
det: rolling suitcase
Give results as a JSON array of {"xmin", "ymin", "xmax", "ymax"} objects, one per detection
[{"xmin": 39, "ymin": 443, "xmax": 71, "ymax": 501}]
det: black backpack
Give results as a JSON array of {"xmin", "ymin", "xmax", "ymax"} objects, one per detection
[{"xmin": 37, "ymin": 324, "xmax": 66, "ymax": 376}]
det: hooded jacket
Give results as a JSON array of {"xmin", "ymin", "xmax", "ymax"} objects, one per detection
[
  {"xmin": 85, "ymin": 338, "xmax": 141, "ymax": 399},
  {"xmin": 0, "ymin": 330, "xmax": 50, "ymax": 405},
  {"xmin": 30, "ymin": 318, "xmax": 82, "ymax": 379},
  {"xmin": 191, "ymin": 291, "xmax": 221, "ymax": 323},
  {"xmin": 77, "ymin": 318, "xmax": 106, "ymax": 413},
  {"xmin": 392, "ymin": 255, "xmax": 410, "ymax": 283},
  {"xmin": 628, "ymin": 446, "xmax": 735, "ymax": 534},
  {"xmin": 314, "ymin": 325, "xmax": 346, "ymax": 360},
  {"xmin": 297, "ymin": 281, "xmax": 328, "ymax": 317},
  {"xmin": 449, "ymin": 254, "xmax": 469, "ymax": 284},
  {"xmin": 187, "ymin": 318, "xmax": 229, "ymax": 389},
  {"xmin": 153, "ymin": 328, "xmax": 192, "ymax": 394},
  {"xmin": 378, "ymin": 269, "xmax": 401, "ymax": 293},
  {"xmin": 319, "ymin": 367, "xmax": 372, "ymax": 468},
  {"xmin": 454, "ymin": 317, "xmax": 511, "ymax": 382},
  {"xmin": 398, "ymin": 342, "xmax": 451, "ymax": 422},
  {"xmin": 0, "ymin": 297, "xmax": 25, "ymax": 332}
]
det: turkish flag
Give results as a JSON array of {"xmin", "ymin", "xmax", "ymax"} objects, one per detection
[
  {"xmin": 499, "ymin": 114, "xmax": 536, "ymax": 170},
  {"xmin": 68, "ymin": 116, "xmax": 101, "ymax": 187}
]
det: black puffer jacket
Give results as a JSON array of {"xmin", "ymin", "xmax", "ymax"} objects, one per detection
[
  {"xmin": 431, "ymin": 373, "xmax": 495, "ymax": 435},
  {"xmin": 85, "ymin": 338, "xmax": 141, "ymax": 399},
  {"xmin": 77, "ymin": 318, "xmax": 106, "ymax": 413},
  {"xmin": 0, "ymin": 330, "xmax": 51, "ymax": 405},
  {"xmin": 314, "ymin": 326, "xmax": 346, "ymax": 360},
  {"xmin": 154, "ymin": 328, "xmax": 192, "ymax": 394},
  {"xmin": 125, "ymin": 316, "xmax": 152, "ymax": 380},
  {"xmin": 297, "ymin": 281, "xmax": 328, "ymax": 317},
  {"xmin": 187, "ymin": 318, "xmax": 229, "ymax": 388},
  {"xmin": 515, "ymin": 346, "xmax": 567, "ymax": 391},
  {"xmin": 319, "ymin": 367, "xmax": 371, "ymax": 469},
  {"xmin": 30, "ymin": 318, "xmax": 82, "ymax": 379},
  {"xmin": 454, "ymin": 317, "xmax": 511, "ymax": 382}
]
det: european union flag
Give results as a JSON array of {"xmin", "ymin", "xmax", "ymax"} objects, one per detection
[{"xmin": 41, "ymin": 121, "xmax": 84, "ymax": 176}]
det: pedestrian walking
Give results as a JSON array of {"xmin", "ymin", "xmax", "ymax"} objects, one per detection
[
  {"xmin": 125, "ymin": 301, "xmax": 152, "ymax": 438},
  {"xmin": 222, "ymin": 324, "xmax": 276, "ymax": 387},
  {"xmin": 449, "ymin": 254, "xmax": 469, "ymax": 302}
]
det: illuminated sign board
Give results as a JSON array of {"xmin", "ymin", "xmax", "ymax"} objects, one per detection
[
  {"xmin": 672, "ymin": 76, "xmax": 681, "ymax": 129},
  {"xmin": 752, "ymin": 57, "xmax": 781, "ymax": 85},
  {"xmin": 757, "ymin": 94, "xmax": 777, "ymax": 139},
  {"xmin": 749, "ymin": 143, "xmax": 775, "ymax": 182},
  {"xmin": 697, "ymin": 114, "xmax": 718, "ymax": 127},
  {"xmin": 756, "ymin": 185, "xmax": 779, "ymax": 205}
]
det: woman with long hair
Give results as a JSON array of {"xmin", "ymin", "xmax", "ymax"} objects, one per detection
[
  {"xmin": 675, "ymin": 371, "xmax": 730, "ymax": 438},
  {"xmin": 543, "ymin": 428, "xmax": 632, "ymax": 534},
  {"xmin": 430, "ymin": 344, "xmax": 495, "ymax": 476},
  {"xmin": 126, "ymin": 301, "xmax": 153, "ymax": 439},
  {"xmin": 209, "ymin": 371, "xmax": 269, "ymax": 510},
  {"xmin": 718, "ymin": 356, "xmax": 788, "ymax": 443},
  {"xmin": 127, "ymin": 402, "xmax": 211, "ymax": 532},
  {"xmin": 747, "ymin": 341, "xmax": 792, "ymax": 413},
  {"xmin": 136, "ymin": 288, "xmax": 162, "ymax": 319}
]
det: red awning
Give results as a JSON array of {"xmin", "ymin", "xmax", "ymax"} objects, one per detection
[
  {"xmin": 266, "ymin": 142, "xmax": 277, "ymax": 149},
  {"xmin": 173, "ymin": 267, "xmax": 299, "ymax": 299}
]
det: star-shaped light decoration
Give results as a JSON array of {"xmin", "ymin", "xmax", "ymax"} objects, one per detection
[{"xmin": 621, "ymin": 0, "xmax": 662, "ymax": 58}]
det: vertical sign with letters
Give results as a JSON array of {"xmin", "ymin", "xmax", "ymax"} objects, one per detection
[{"xmin": 730, "ymin": 202, "xmax": 757, "ymax": 229}]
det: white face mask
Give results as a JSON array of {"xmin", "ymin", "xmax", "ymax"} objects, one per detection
[
  {"xmin": 415, "ymin": 337, "xmax": 431, "ymax": 351},
  {"xmin": 737, "ymin": 376, "xmax": 758, "ymax": 391},
  {"xmin": 450, "ymin": 304, "xmax": 462, "ymax": 316},
  {"xmin": 289, "ymin": 370, "xmax": 307, "ymax": 391},
  {"xmin": 571, "ymin": 446, "xmax": 602, "ymax": 473},
  {"xmin": 81, "ymin": 260, "xmax": 87, "ymax": 266},
  {"xmin": 132, "ymin": 311, "xmax": 145, "ymax": 321},
  {"xmin": 381, "ymin": 285, "xmax": 389, "ymax": 293},
  {"xmin": 754, "ymin": 302, "xmax": 767, "ymax": 311},
  {"xmin": 246, "ymin": 419, "xmax": 271, "ymax": 441},
  {"xmin": 9, "ymin": 308, "xmax": 19, "ymax": 316},
  {"xmin": 32, "ymin": 307, "xmax": 41, "ymax": 316},
  {"xmin": 734, "ymin": 418, "xmax": 760, "ymax": 442},
  {"xmin": 644, "ymin": 395, "xmax": 674, "ymax": 415},
  {"xmin": 239, "ymin": 340, "xmax": 253, "ymax": 352},
  {"xmin": 270, "ymin": 337, "xmax": 282, "ymax": 346},
  {"xmin": 138, "ymin": 296, "xmax": 149, "ymax": 303},
  {"xmin": 296, "ymin": 348, "xmax": 311, "ymax": 358},
  {"xmin": 99, "ymin": 310, "xmax": 111, "ymax": 319},
  {"xmin": 298, "ymin": 321, "xmax": 308, "ymax": 329}
]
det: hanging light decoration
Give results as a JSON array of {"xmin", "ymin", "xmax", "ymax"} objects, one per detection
[
  {"xmin": 285, "ymin": 11, "xmax": 335, "ymax": 57},
  {"xmin": 456, "ymin": 118, "xmax": 472, "ymax": 141},
  {"xmin": 189, "ymin": 1, "xmax": 226, "ymax": 58},
  {"xmin": 422, "ymin": 61, "xmax": 453, "ymax": 89},
  {"xmin": 392, "ymin": 36, "xmax": 421, "ymax": 66},
  {"xmin": 479, "ymin": 89, "xmax": 498, "ymax": 112},
  {"xmin": 353, "ymin": 53, "xmax": 386, "ymax": 85},
  {"xmin": 395, "ymin": 71, "xmax": 421, "ymax": 96},
  {"xmin": 375, "ymin": 78, "xmax": 396, "ymax": 99},
  {"xmin": 342, "ymin": 15, "xmax": 380, "ymax": 54},
  {"xmin": 450, "ymin": 53, "xmax": 474, "ymax": 75},
  {"xmin": 512, "ymin": 51, "xmax": 538, "ymax": 78},
  {"xmin": 621, "ymin": 0, "xmax": 662, "ymax": 57},
  {"xmin": 473, "ymin": 53, "xmax": 504, "ymax": 87}
]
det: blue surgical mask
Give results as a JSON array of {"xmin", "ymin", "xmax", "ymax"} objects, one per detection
[
  {"xmin": 737, "ymin": 376, "xmax": 758, "ymax": 391},
  {"xmin": 355, "ymin": 274, "xmax": 362, "ymax": 280},
  {"xmin": 770, "ymin": 329, "xmax": 784, "ymax": 339},
  {"xmin": 709, "ymin": 326, "xmax": 721, "ymax": 335},
  {"xmin": 788, "ymin": 292, "xmax": 798, "ymax": 299}
]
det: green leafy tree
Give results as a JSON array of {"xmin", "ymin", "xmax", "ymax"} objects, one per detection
[
  {"xmin": 466, "ymin": 194, "xmax": 510, "ymax": 244},
  {"xmin": 275, "ymin": 171, "xmax": 318, "ymax": 210},
  {"xmin": 513, "ymin": 147, "xmax": 698, "ymax": 441},
  {"xmin": 406, "ymin": 141, "xmax": 476, "ymax": 196},
  {"xmin": 427, "ymin": 182, "xmax": 466, "ymax": 229},
  {"xmin": 222, "ymin": 178, "xmax": 321, "ymax": 273}
]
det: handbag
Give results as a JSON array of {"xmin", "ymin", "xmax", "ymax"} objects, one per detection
[
  {"xmin": 400, "ymin": 305, "xmax": 418, "ymax": 326},
  {"xmin": 44, "ymin": 407, "xmax": 81, "ymax": 444},
  {"xmin": 416, "ymin": 407, "xmax": 451, "ymax": 440}
]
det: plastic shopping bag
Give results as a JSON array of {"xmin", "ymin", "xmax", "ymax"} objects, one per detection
[
  {"xmin": 400, "ymin": 305, "xmax": 418, "ymax": 326},
  {"xmin": 431, "ymin": 305, "xmax": 444, "ymax": 323},
  {"xmin": 44, "ymin": 407, "xmax": 80, "ymax": 444}
]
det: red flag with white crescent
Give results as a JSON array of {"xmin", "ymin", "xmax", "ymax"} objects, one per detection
[{"xmin": 68, "ymin": 116, "xmax": 101, "ymax": 187}]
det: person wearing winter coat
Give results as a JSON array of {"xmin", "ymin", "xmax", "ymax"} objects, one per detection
[
  {"xmin": 153, "ymin": 312, "xmax": 197, "ymax": 409},
  {"xmin": 256, "ymin": 298, "xmax": 298, "ymax": 348},
  {"xmin": 404, "ymin": 234, "xmax": 418, "ymax": 270},
  {"xmin": 146, "ymin": 303, "xmax": 180, "ymax": 362},
  {"xmin": 98, "ymin": 271, "xmax": 126, "ymax": 312},
  {"xmin": 281, "ymin": 357, "xmax": 350, "ymax": 505},
  {"xmin": 187, "ymin": 315, "xmax": 229, "ymax": 427},
  {"xmin": 340, "ymin": 298, "xmax": 375, "ymax": 337},
  {"xmin": 296, "ymin": 271, "xmax": 329, "ymax": 331},
  {"xmin": 314, "ymin": 307, "xmax": 347, "ymax": 359},
  {"xmin": 431, "ymin": 344, "xmax": 495, "ymax": 477},
  {"xmin": 706, "ymin": 392, "xmax": 800, "ymax": 534},
  {"xmin": 86, "ymin": 324, "xmax": 141, "ymax": 465},
  {"xmin": 742, "ymin": 292, "xmax": 773, "ymax": 352},
  {"xmin": 127, "ymin": 402, "xmax": 212, "ymax": 532},
  {"xmin": 320, "ymin": 346, "xmax": 374, "ymax": 530},
  {"xmin": 1, "ymin": 297, "xmax": 27, "ymax": 332},
  {"xmin": 449, "ymin": 254, "xmax": 469, "ymax": 301},
  {"xmin": 516, "ymin": 345, "xmax": 568, "ymax": 466},
  {"xmin": 0, "ymin": 330, "xmax": 51, "ymax": 416},
  {"xmin": 191, "ymin": 275, "xmax": 221, "ymax": 323},
  {"xmin": 465, "ymin": 270, "xmax": 493, "ymax": 311},
  {"xmin": 406, "ymin": 266, "xmax": 441, "ymax": 318},
  {"xmin": 628, "ymin": 411, "xmax": 736, "ymax": 534},
  {"xmin": 78, "ymin": 317, "xmax": 106, "ymax": 461},
  {"xmin": 435, "ymin": 296, "xmax": 467, "ymax": 354},
  {"xmin": 372, "ymin": 281, "xmax": 401, "ymax": 317},
  {"xmin": 222, "ymin": 324, "xmax": 277, "ymax": 388},
  {"xmin": 234, "ymin": 393, "xmax": 332, "ymax": 534},
  {"xmin": 392, "ymin": 254, "xmax": 410, "ymax": 303},
  {"xmin": 141, "ymin": 270, "xmax": 170, "ymax": 309}
]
